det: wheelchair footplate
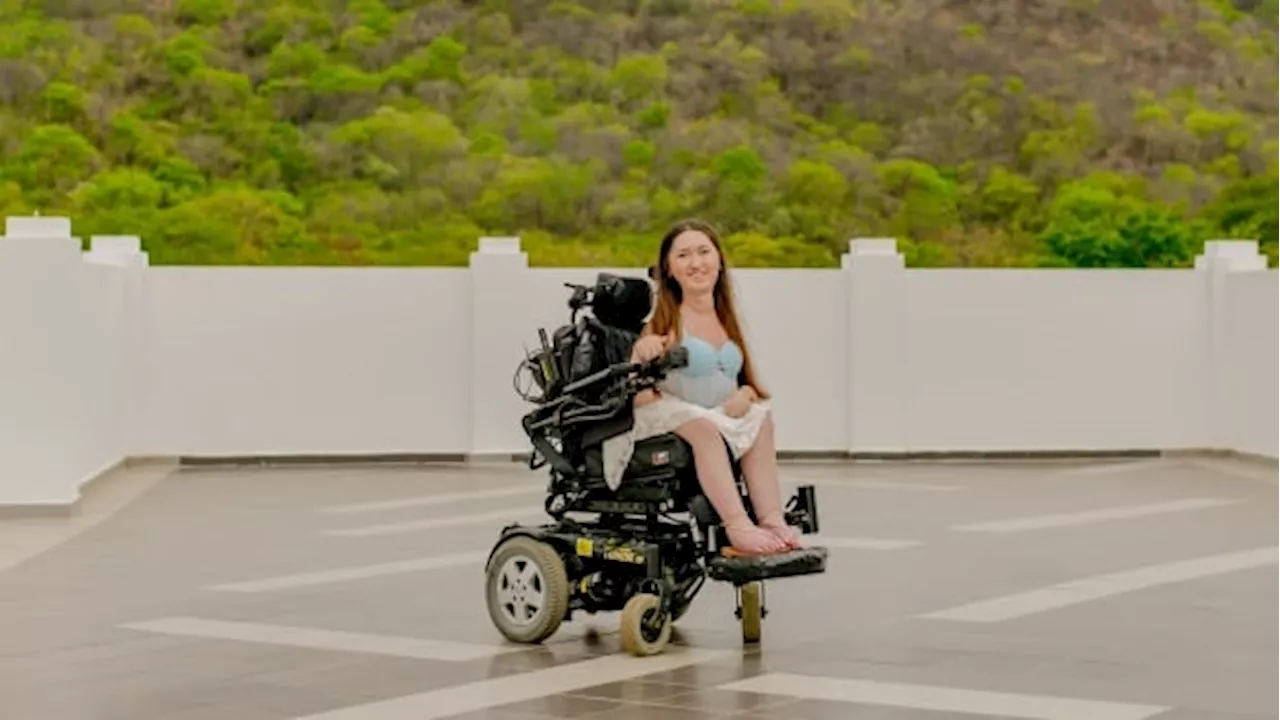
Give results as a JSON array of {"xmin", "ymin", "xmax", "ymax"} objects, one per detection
[{"xmin": 707, "ymin": 545, "xmax": 828, "ymax": 584}]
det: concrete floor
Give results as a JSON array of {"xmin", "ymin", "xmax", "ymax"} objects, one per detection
[{"xmin": 0, "ymin": 456, "xmax": 1275, "ymax": 720}]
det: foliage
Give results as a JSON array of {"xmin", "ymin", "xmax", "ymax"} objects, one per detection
[{"xmin": 0, "ymin": 0, "xmax": 1275, "ymax": 267}]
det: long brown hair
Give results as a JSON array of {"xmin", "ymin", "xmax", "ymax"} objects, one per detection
[{"xmin": 647, "ymin": 218, "xmax": 769, "ymax": 399}]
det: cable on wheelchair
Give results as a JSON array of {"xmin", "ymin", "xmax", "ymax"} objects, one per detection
[{"xmin": 512, "ymin": 351, "xmax": 552, "ymax": 404}]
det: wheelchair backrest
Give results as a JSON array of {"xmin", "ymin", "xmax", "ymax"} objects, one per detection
[
  {"xmin": 560, "ymin": 273, "xmax": 651, "ymax": 389},
  {"xmin": 519, "ymin": 273, "xmax": 652, "ymax": 405}
]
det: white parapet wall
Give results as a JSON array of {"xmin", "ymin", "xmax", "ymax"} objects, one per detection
[
  {"xmin": 0, "ymin": 218, "xmax": 146, "ymax": 508},
  {"xmin": 0, "ymin": 215, "xmax": 1276, "ymax": 509}
]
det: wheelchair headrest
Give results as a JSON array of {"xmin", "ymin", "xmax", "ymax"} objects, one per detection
[{"xmin": 588, "ymin": 272, "xmax": 652, "ymax": 334}]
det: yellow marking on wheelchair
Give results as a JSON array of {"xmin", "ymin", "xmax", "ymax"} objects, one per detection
[
  {"xmin": 575, "ymin": 538, "xmax": 594, "ymax": 557},
  {"xmin": 603, "ymin": 545, "xmax": 646, "ymax": 565}
]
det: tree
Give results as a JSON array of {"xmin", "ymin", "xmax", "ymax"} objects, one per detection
[
  {"xmin": 1039, "ymin": 179, "xmax": 1203, "ymax": 268},
  {"xmin": 0, "ymin": 0, "xmax": 1273, "ymax": 266}
]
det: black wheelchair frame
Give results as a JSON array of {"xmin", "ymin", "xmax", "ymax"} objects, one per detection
[{"xmin": 484, "ymin": 273, "xmax": 828, "ymax": 656}]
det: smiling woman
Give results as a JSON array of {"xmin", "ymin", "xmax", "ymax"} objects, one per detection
[{"xmin": 603, "ymin": 218, "xmax": 798, "ymax": 557}]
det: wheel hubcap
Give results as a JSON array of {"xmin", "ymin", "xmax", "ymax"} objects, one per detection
[{"xmin": 496, "ymin": 555, "xmax": 546, "ymax": 627}]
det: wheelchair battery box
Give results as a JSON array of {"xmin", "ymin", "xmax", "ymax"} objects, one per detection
[{"xmin": 566, "ymin": 532, "xmax": 663, "ymax": 578}]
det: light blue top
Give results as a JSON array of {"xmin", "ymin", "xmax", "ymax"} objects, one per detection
[{"xmin": 660, "ymin": 331, "xmax": 744, "ymax": 409}]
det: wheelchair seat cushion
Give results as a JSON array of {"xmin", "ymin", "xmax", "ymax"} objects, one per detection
[
  {"xmin": 625, "ymin": 434, "xmax": 694, "ymax": 476},
  {"xmin": 585, "ymin": 433, "xmax": 693, "ymax": 481}
]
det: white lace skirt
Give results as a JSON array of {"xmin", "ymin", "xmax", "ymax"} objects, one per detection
[{"xmin": 600, "ymin": 396, "xmax": 772, "ymax": 490}]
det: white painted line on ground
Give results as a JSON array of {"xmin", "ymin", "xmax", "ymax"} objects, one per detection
[
  {"xmin": 120, "ymin": 617, "xmax": 525, "ymax": 662},
  {"xmin": 718, "ymin": 673, "xmax": 1171, "ymax": 720},
  {"xmin": 290, "ymin": 646, "xmax": 734, "ymax": 720},
  {"xmin": 325, "ymin": 507, "xmax": 546, "ymax": 538},
  {"xmin": 838, "ymin": 479, "xmax": 960, "ymax": 492},
  {"xmin": 812, "ymin": 535, "xmax": 922, "ymax": 550},
  {"xmin": 319, "ymin": 485, "xmax": 544, "ymax": 514},
  {"xmin": 919, "ymin": 546, "xmax": 1279, "ymax": 623},
  {"xmin": 787, "ymin": 477, "xmax": 959, "ymax": 492},
  {"xmin": 207, "ymin": 550, "xmax": 488, "ymax": 592},
  {"xmin": 951, "ymin": 498, "xmax": 1238, "ymax": 534}
]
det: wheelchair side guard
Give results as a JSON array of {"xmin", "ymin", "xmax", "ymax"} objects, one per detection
[{"xmin": 688, "ymin": 494, "xmax": 719, "ymax": 528}]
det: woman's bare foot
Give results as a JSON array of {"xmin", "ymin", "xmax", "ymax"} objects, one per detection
[
  {"xmin": 764, "ymin": 523, "xmax": 802, "ymax": 550},
  {"xmin": 723, "ymin": 519, "xmax": 787, "ymax": 556},
  {"xmin": 759, "ymin": 513, "xmax": 802, "ymax": 550}
]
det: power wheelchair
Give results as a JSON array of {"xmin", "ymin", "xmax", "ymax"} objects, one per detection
[{"xmin": 483, "ymin": 272, "xmax": 828, "ymax": 656}]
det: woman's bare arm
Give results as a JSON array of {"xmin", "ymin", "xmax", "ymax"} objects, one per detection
[{"xmin": 633, "ymin": 325, "xmax": 667, "ymax": 406}]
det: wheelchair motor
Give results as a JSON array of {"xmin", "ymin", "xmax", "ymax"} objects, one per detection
[{"xmin": 487, "ymin": 272, "xmax": 828, "ymax": 657}]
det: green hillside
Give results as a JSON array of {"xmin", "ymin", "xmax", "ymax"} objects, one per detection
[{"xmin": 0, "ymin": 0, "xmax": 1275, "ymax": 267}]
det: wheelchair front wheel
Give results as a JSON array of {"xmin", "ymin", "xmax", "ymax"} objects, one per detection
[
  {"xmin": 620, "ymin": 593, "xmax": 671, "ymax": 657},
  {"xmin": 486, "ymin": 535, "xmax": 570, "ymax": 644}
]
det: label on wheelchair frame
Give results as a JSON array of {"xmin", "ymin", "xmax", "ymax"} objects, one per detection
[
  {"xmin": 575, "ymin": 536, "xmax": 647, "ymax": 565},
  {"xmin": 603, "ymin": 544, "xmax": 646, "ymax": 565}
]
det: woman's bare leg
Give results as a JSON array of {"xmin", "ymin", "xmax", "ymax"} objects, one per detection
[
  {"xmin": 740, "ymin": 412, "xmax": 801, "ymax": 549},
  {"xmin": 675, "ymin": 418, "xmax": 785, "ymax": 555}
]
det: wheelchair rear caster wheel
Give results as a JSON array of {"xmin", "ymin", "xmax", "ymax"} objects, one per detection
[
  {"xmin": 739, "ymin": 581, "xmax": 763, "ymax": 644},
  {"xmin": 486, "ymin": 536, "xmax": 570, "ymax": 644},
  {"xmin": 620, "ymin": 593, "xmax": 672, "ymax": 657}
]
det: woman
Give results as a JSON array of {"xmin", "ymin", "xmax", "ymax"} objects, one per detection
[{"xmin": 614, "ymin": 219, "xmax": 800, "ymax": 556}]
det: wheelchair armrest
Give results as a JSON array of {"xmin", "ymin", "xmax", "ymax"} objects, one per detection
[
  {"xmin": 559, "ymin": 346, "xmax": 688, "ymax": 396},
  {"xmin": 558, "ymin": 398, "xmax": 628, "ymax": 425},
  {"xmin": 642, "ymin": 346, "xmax": 690, "ymax": 377},
  {"xmin": 561, "ymin": 360, "xmax": 637, "ymax": 395},
  {"xmin": 522, "ymin": 394, "xmax": 627, "ymax": 435},
  {"xmin": 521, "ymin": 349, "xmax": 688, "ymax": 442}
]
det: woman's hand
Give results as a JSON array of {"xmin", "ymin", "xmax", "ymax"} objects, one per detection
[
  {"xmin": 721, "ymin": 386, "xmax": 758, "ymax": 419},
  {"xmin": 631, "ymin": 332, "xmax": 674, "ymax": 363}
]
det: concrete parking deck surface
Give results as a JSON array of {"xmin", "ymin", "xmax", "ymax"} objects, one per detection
[{"xmin": 1, "ymin": 457, "xmax": 1275, "ymax": 720}]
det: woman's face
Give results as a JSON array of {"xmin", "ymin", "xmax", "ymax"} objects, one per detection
[{"xmin": 665, "ymin": 230, "xmax": 721, "ymax": 296}]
